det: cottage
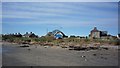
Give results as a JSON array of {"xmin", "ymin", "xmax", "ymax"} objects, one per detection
[
  {"xmin": 90, "ymin": 27, "xmax": 107, "ymax": 39},
  {"xmin": 46, "ymin": 29, "xmax": 66, "ymax": 39},
  {"xmin": 23, "ymin": 32, "xmax": 38, "ymax": 38}
]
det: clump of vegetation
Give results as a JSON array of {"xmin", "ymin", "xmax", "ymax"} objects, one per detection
[{"xmin": 2, "ymin": 34, "xmax": 120, "ymax": 46}]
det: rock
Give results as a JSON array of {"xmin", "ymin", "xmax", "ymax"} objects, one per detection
[
  {"xmin": 20, "ymin": 45, "xmax": 29, "ymax": 47},
  {"xmin": 93, "ymin": 54, "xmax": 97, "ymax": 56},
  {"xmin": 61, "ymin": 45, "xmax": 68, "ymax": 48},
  {"xmin": 84, "ymin": 59, "xmax": 87, "ymax": 61},
  {"xmin": 74, "ymin": 46, "xmax": 87, "ymax": 51},
  {"xmin": 81, "ymin": 55, "xmax": 86, "ymax": 58},
  {"xmin": 101, "ymin": 57, "xmax": 107, "ymax": 60},
  {"xmin": 102, "ymin": 47, "xmax": 108, "ymax": 50},
  {"xmin": 28, "ymin": 49, "xmax": 31, "ymax": 51},
  {"xmin": 69, "ymin": 46, "xmax": 74, "ymax": 48},
  {"xmin": 69, "ymin": 48, "xmax": 74, "ymax": 50}
]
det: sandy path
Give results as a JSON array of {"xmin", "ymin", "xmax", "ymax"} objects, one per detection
[
  {"xmin": 0, "ymin": 42, "xmax": 2, "ymax": 67},
  {"xmin": 2, "ymin": 43, "xmax": 118, "ymax": 66}
]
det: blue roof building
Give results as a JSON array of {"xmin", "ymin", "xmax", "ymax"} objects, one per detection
[{"xmin": 46, "ymin": 29, "xmax": 66, "ymax": 39}]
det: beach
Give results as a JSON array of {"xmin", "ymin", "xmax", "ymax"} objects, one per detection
[
  {"xmin": 0, "ymin": 42, "xmax": 2, "ymax": 67},
  {"xmin": 2, "ymin": 42, "xmax": 118, "ymax": 66}
]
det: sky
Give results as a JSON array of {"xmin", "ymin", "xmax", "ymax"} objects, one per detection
[
  {"xmin": 1, "ymin": 0, "xmax": 120, "ymax": 2},
  {"xmin": 2, "ymin": 2, "xmax": 118, "ymax": 36}
]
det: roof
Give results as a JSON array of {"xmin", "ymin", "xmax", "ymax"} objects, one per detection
[
  {"xmin": 52, "ymin": 29, "xmax": 66, "ymax": 36},
  {"xmin": 91, "ymin": 27, "xmax": 99, "ymax": 32},
  {"xmin": 46, "ymin": 29, "xmax": 66, "ymax": 38}
]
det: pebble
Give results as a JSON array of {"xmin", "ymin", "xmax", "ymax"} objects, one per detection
[
  {"xmin": 84, "ymin": 59, "xmax": 87, "ymax": 61},
  {"xmin": 81, "ymin": 55, "xmax": 86, "ymax": 58},
  {"xmin": 93, "ymin": 54, "xmax": 97, "ymax": 56}
]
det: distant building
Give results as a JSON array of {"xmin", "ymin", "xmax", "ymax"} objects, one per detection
[
  {"xmin": 117, "ymin": 34, "xmax": 120, "ymax": 39},
  {"xmin": 46, "ymin": 32, "xmax": 54, "ymax": 37},
  {"xmin": 15, "ymin": 33, "xmax": 22, "ymax": 37},
  {"xmin": 69, "ymin": 35, "xmax": 76, "ymax": 38},
  {"xmin": 54, "ymin": 32, "xmax": 63, "ymax": 39},
  {"xmin": 90, "ymin": 27, "xmax": 107, "ymax": 39},
  {"xmin": 23, "ymin": 32, "xmax": 38, "ymax": 38},
  {"xmin": 46, "ymin": 29, "xmax": 67, "ymax": 39}
]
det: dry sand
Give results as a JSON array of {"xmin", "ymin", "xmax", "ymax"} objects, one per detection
[
  {"xmin": 0, "ymin": 42, "xmax": 2, "ymax": 67},
  {"xmin": 2, "ymin": 42, "xmax": 119, "ymax": 66}
]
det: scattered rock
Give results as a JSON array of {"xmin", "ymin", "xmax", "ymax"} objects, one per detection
[
  {"xmin": 102, "ymin": 47, "xmax": 108, "ymax": 50},
  {"xmin": 73, "ymin": 46, "xmax": 87, "ymax": 51},
  {"xmin": 118, "ymin": 49, "xmax": 120, "ymax": 51},
  {"xmin": 89, "ymin": 47, "xmax": 98, "ymax": 50},
  {"xmin": 56, "ymin": 45, "xmax": 60, "ymax": 46},
  {"xmin": 71, "ymin": 46, "xmax": 109, "ymax": 51},
  {"xmin": 69, "ymin": 46, "xmax": 74, "ymax": 48},
  {"xmin": 81, "ymin": 55, "xmax": 86, "ymax": 58},
  {"xmin": 61, "ymin": 46, "xmax": 68, "ymax": 48},
  {"xmin": 101, "ymin": 57, "xmax": 104, "ymax": 59},
  {"xmin": 69, "ymin": 48, "xmax": 74, "ymax": 50},
  {"xmin": 93, "ymin": 54, "xmax": 97, "ymax": 56},
  {"xmin": 44, "ymin": 46, "xmax": 49, "ymax": 48},
  {"xmin": 28, "ymin": 49, "xmax": 31, "ymax": 51},
  {"xmin": 101, "ymin": 57, "xmax": 107, "ymax": 60},
  {"xmin": 84, "ymin": 59, "xmax": 87, "ymax": 61},
  {"xmin": 20, "ymin": 45, "xmax": 29, "ymax": 47}
]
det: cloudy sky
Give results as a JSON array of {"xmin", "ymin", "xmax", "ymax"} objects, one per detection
[
  {"xmin": 1, "ymin": 0, "xmax": 120, "ymax": 2},
  {"xmin": 2, "ymin": 2, "xmax": 118, "ymax": 36}
]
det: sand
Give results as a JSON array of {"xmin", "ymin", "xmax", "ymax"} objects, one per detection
[
  {"xmin": 0, "ymin": 42, "xmax": 2, "ymax": 67},
  {"xmin": 2, "ymin": 42, "xmax": 119, "ymax": 66}
]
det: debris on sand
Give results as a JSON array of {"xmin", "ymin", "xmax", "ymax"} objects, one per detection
[
  {"xmin": 81, "ymin": 56, "xmax": 88, "ymax": 61},
  {"xmin": 69, "ymin": 48, "xmax": 74, "ymax": 50},
  {"xmin": 68, "ymin": 45, "xmax": 109, "ymax": 51},
  {"xmin": 69, "ymin": 46, "xmax": 75, "ymax": 50},
  {"xmin": 84, "ymin": 59, "xmax": 87, "ymax": 61},
  {"xmin": 61, "ymin": 45, "xmax": 68, "ymax": 48},
  {"xmin": 69, "ymin": 45, "xmax": 74, "ymax": 48},
  {"xmin": 93, "ymin": 54, "xmax": 97, "ymax": 56},
  {"xmin": 101, "ymin": 57, "xmax": 107, "ymax": 60},
  {"xmin": 44, "ymin": 46, "xmax": 49, "ymax": 48},
  {"xmin": 102, "ymin": 47, "xmax": 108, "ymax": 50},
  {"xmin": 81, "ymin": 55, "xmax": 86, "ymax": 58},
  {"xmin": 89, "ymin": 47, "xmax": 99, "ymax": 50},
  {"xmin": 74, "ymin": 46, "xmax": 87, "ymax": 51},
  {"xmin": 28, "ymin": 48, "xmax": 31, "ymax": 51},
  {"xmin": 43, "ymin": 43, "xmax": 53, "ymax": 46},
  {"xmin": 20, "ymin": 45, "xmax": 29, "ymax": 47},
  {"xmin": 69, "ymin": 46, "xmax": 88, "ymax": 51}
]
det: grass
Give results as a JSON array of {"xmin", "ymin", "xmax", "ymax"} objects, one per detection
[{"xmin": 2, "ymin": 35, "xmax": 120, "ymax": 46}]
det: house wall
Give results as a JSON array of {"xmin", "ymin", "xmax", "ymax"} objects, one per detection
[{"xmin": 91, "ymin": 32, "xmax": 100, "ymax": 38}]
